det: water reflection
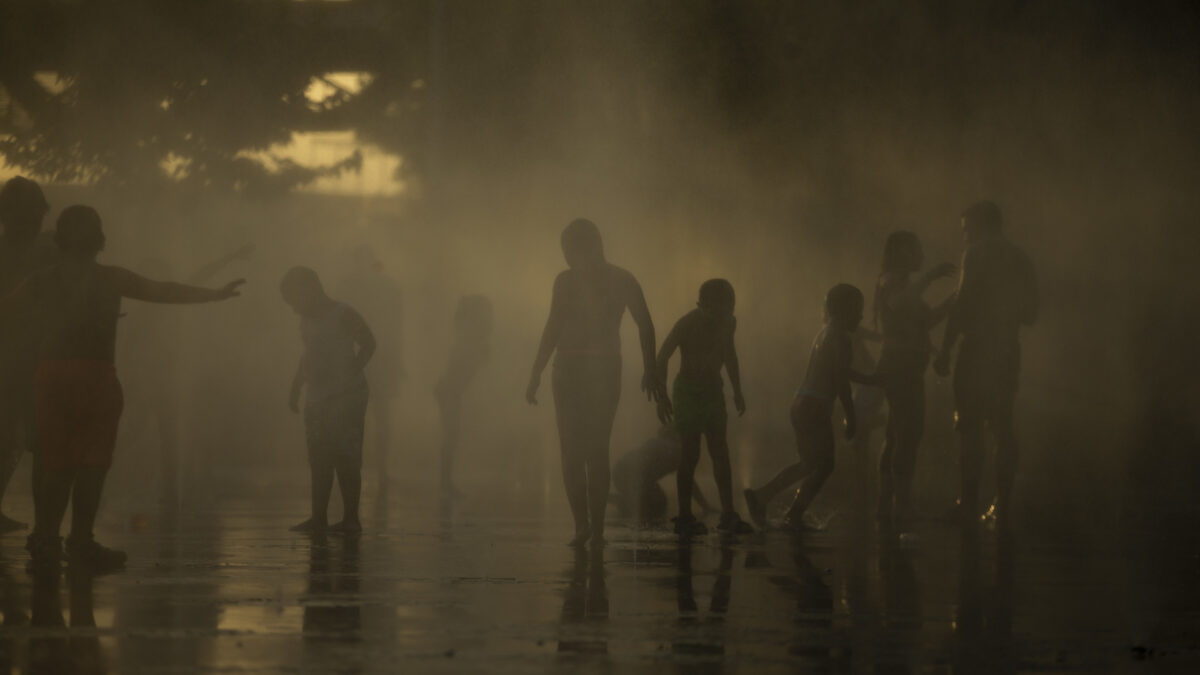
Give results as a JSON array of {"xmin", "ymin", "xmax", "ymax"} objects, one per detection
[
  {"xmin": 954, "ymin": 526, "xmax": 1015, "ymax": 674},
  {"xmin": 303, "ymin": 534, "xmax": 363, "ymax": 642},
  {"xmin": 557, "ymin": 546, "xmax": 607, "ymax": 655},
  {"xmin": 29, "ymin": 569, "xmax": 104, "ymax": 674},
  {"xmin": 878, "ymin": 537, "xmax": 920, "ymax": 674},
  {"xmin": 672, "ymin": 540, "xmax": 733, "ymax": 670}
]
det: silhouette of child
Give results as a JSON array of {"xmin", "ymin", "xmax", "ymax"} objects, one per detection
[
  {"xmin": 656, "ymin": 279, "xmax": 753, "ymax": 535},
  {"xmin": 873, "ymin": 231, "xmax": 955, "ymax": 530},
  {"xmin": 744, "ymin": 284, "xmax": 873, "ymax": 533},
  {"xmin": 435, "ymin": 294, "xmax": 492, "ymax": 497},
  {"xmin": 611, "ymin": 424, "xmax": 713, "ymax": 522},
  {"xmin": 282, "ymin": 267, "xmax": 375, "ymax": 534}
]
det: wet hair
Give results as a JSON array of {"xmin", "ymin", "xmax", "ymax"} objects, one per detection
[
  {"xmin": 454, "ymin": 294, "xmax": 493, "ymax": 337},
  {"xmin": 874, "ymin": 230, "xmax": 920, "ymax": 326},
  {"xmin": 54, "ymin": 205, "xmax": 106, "ymax": 253},
  {"xmin": 279, "ymin": 265, "xmax": 324, "ymax": 298},
  {"xmin": 698, "ymin": 278, "xmax": 735, "ymax": 311},
  {"xmin": 561, "ymin": 218, "xmax": 605, "ymax": 267},
  {"xmin": 825, "ymin": 283, "xmax": 864, "ymax": 324},
  {"xmin": 962, "ymin": 200, "xmax": 1003, "ymax": 232},
  {"xmin": 0, "ymin": 176, "xmax": 49, "ymax": 223}
]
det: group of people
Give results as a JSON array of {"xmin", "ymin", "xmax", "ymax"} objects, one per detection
[
  {"xmin": 531, "ymin": 209, "xmax": 1036, "ymax": 548},
  {"xmin": 0, "ymin": 173, "xmax": 1036, "ymax": 573}
]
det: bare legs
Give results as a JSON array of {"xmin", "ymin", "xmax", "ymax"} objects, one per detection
[
  {"xmin": 553, "ymin": 356, "xmax": 620, "ymax": 547},
  {"xmin": 746, "ymin": 398, "xmax": 834, "ymax": 529}
]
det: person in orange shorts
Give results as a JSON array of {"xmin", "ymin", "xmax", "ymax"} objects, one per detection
[{"xmin": 3, "ymin": 205, "xmax": 244, "ymax": 572}]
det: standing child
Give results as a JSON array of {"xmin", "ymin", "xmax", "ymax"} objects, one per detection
[
  {"xmin": 435, "ymin": 294, "xmax": 492, "ymax": 498},
  {"xmin": 744, "ymin": 284, "xmax": 871, "ymax": 533},
  {"xmin": 656, "ymin": 279, "xmax": 754, "ymax": 535},
  {"xmin": 282, "ymin": 267, "xmax": 375, "ymax": 534}
]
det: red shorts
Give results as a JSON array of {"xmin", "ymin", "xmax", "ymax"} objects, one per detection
[{"xmin": 34, "ymin": 360, "xmax": 124, "ymax": 472}]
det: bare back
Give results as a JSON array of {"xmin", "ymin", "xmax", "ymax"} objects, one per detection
[
  {"xmin": 552, "ymin": 263, "xmax": 642, "ymax": 359},
  {"xmin": 671, "ymin": 309, "xmax": 735, "ymax": 382}
]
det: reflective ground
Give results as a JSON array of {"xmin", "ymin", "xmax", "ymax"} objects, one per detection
[{"xmin": 0, "ymin": 491, "xmax": 1196, "ymax": 674}]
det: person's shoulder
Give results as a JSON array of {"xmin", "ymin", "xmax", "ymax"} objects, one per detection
[{"xmin": 607, "ymin": 264, "xmax": 640, "ymax": 286}]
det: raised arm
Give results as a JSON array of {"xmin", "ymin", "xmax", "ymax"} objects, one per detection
[
  {"xmin": 342, "ymin": 307, "xmax": 376, "ymax": 373},
  {"xmin": 653, "ymin": 320, "xmax": 681, "ymax": 424},
  {"xmin": 187, "ymin": 244, "xmax": 255, "ymax": 285},
  {"xmin": 624, "ymin": 273, "xmax": 661, "ymax": 402},
  {"xmin": 106, "ymin": 266, "xmax": 243, "ymax": 304},
  {"xmin": 526, "ymin": 274, "xmax": 567, "ymax": 404}
]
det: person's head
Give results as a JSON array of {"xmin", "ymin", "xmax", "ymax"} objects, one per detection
[
  {"xmin": 561, "ymin": 218, "xmax": 605, "ymax": 269},
  {"xmin": 0, "ymin": 176, "xmax": 50, "ymax": 241},
  {"xmin": 280, "ymin": 266, "xmax": 327, "ymax": 315},
  {"xmin": 697, "ymin": 278, "xmax": 736, "ymax": 315},
  {"xmin": 825, "ymin": 283, "xmax": 864, "ymax": 331},
  {"xmin": 881, "ymin": 230, "xmax": 923, "ymax": 275},
  {"xmin": 454, "ymin": 294, "xmax": 493, "ymax": 340},
  {"xmin": 54, "ymin": 205, "xmax": 106, "ymax": 256},
  {"xmin": 961, "ymin": 200, "xmax": 1002, "ymax": 245}
]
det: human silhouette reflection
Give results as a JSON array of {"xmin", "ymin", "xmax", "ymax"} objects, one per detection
[
  {"xmin": 557, "ymin": 546, "xmax": 608, "ymax": 655},
  {"xmin": 29, "ymin": 568, "xmax": 104, "ymax": 674},
  {"xmin": 672, "ymin": 540, "xmax": 733, "ymax": 668},
  {"xmin": 954, "ymin": 525, "xmax": 1015, "ymax": 673},
  {"xmin": 878, "ymin": 536, "xmax": 921, "ymax": 674},
  {"xmin": 303, "ymin": 534, "xmax": 363, "ymax": 643},
  {"xmin": 767, "ymin": 540, "xmax": 834, "ymax": 665}
]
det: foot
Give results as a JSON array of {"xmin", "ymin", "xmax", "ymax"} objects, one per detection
[
  {"xmin": 330, "ymin": 520, "xmax": 362, "ymax": 534},
  {"xmin": 66, "ymin": 537, "xmax": 126, "ymax": 574},
  {"xmin": 25, "ymin": 534, "xmax": 62, "ymax": 573},
  {"xmin": 568, "ymin": 529, "xmax": 590, "ymax": 547},
  {"xmin": 743, "ymin": 489, "xmax": 767, "ymax": 530},
  {"xmin": 290, "ymin": 518, "xmax": 328, "ymax": 533},
  {"xmin": 0, "ymin": 513, "xmax": 28, "ymax": 534},
  {"xmin": 672, "ymin": 515, "xmax": 708, "ymax": 537},
  {"xmin": 717, "ymin": 511, "xmax": 755, "ymax": 535}
]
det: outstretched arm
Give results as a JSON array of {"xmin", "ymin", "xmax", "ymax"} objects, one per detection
[
  {"xmin": 625, "ymin": 274, "xmax": 661, "ymax": 402},
  {"xmin": 654, "ymin": 322, "xmax": 681, "ymax": 423},
  {"xmin": 527, "ymin": 275, "xmax": 566, "ymax": 404},
  {"xmin": 106, "ymin": 266, "xmax": 243, "ymax": 304}
]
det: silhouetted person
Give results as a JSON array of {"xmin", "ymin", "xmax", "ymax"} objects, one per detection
[
  {"xmin": 338, "ymin": 246, "xmax": 404, "ymax": 491},
  {"xmin": 0, "ymin": 176, "xmax": 57, "ymax": 533},
  {"xmin": 933, "ymin": 202, "xmax": 1038, "ymax": 527},
  {"xmin": 526, "ymin": 218, "xmax": 661, "ymax": 548},
  {"xmin": 656, "ymin": 279, "xmax": 753, "ymax": 535},
  {"xmin": 283, "ymin": 266, "xmax": 375, "ymax": 535},
  {"xmin": 8, "ymin": 205, "xmax": 243, "ymax": 573},
  {"xmin": 744, "ymin": 284, "xmax": 873, "ymax": 533},
  {"xmin": 610, "ymin": 424, "xmax": 713, "ymax": 522},
  {"xmin": 873, "ymin": 231, "xmax": 956, "ymax": 531},
  {"xmin": 435, "ymin": 295, "xmax": 492, "ymax": 498}
]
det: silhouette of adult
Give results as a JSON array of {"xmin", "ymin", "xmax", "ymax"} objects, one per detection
[
  {"xmin": 527, "ymin": 218, "xmax": 661, "ymax": 547},
  {"xmin": 0, "ymin": 177, "xmax": 57, "ymax": 533},
  {"xmin": 934, "ymin": 201, "xmax": 1038, "ymax": 527}
]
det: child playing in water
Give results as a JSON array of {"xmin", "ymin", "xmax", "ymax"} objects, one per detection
[
  {"xmin": 282, "ymin": 267, "xmax": 375, "ymax": 534},
  {"xmin": 435, "ymin": 295, "xmax": 492, "ymax": 498},
  {"xmin": 611, "ymin": 424, "xmax": 714, "ymax": 522},
  {"xmin": 656, "ymin": 279, "xmax": 754, "ymax": 536},
  {"xmin": 744, "ymin": 284, "xmax": 872, "ymax": 533}
]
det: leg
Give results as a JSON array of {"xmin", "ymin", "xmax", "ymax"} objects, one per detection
[
  {"xmin": 958, "ymin": 420, "xmax": 985, "ymax": 528},
  {"xmin": 706, "ymin": 432, "xmax": 735, "ymax": 514},
  {"xmin": 891, "ymin": 378, "xmax": 925, "ymax": 527},
  {"xmin": 992, "ymin": 398, "xmax": 1018, "ymax": 525},
  {"xmin": 560, "ymin": 447, "xmax": 590, "ymax": 543},
  {"xmin": 783, "ymin": 422, "xmax": 836, "ymax": 525},
  {"xmin": 877, "ymin": 421, "xmax": 897, "ymax": 524},
  {"xmin": 553, "ymin": 368, "xmax": 591, "ymax": 544},
  {"xmin": 584, "ymin": 442, "xmax": 610, "ymax": 543},
  {"xmin": 0, "ymin": 394, "xmax": 30, "ymax": 530},
  {"xmin": 334, "ymin": 459, "xmax": 362, "ymax": 530},
  {"xmin": 68, "ymin": 467, "xmax": 108, "ymax": 543},
  {"xmin": 675, "ymin": 433, "xmax": 702, "ymax": 519},
  {"xmin": 33, "ymin": 468, "xmax": 74, "ymax": 540},
  {"xmin": 437, "ymin": 393, "xmax": 462, "ymax": 493}
]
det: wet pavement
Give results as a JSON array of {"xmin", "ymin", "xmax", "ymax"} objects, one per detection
[{"xmin": 0, "ymin": 493, "xmax": 1196, "ymax": 674}]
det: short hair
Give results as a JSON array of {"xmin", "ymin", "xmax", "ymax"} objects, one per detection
[
  {"xmin": 698, "ymin": 278, "xmax": 735, "ymax": 310},
  {"xmin": 881, "ymin": 230, "xmax": 920, "ymax": 274},
  {"xmin": 962, "ymin": 201, "xmax": 1002, "ymax": 232},
  {"xmin": 279, "ymin": 265, "xmax": 324, "ymax": 297},
  {"xmin": 825, "ymin": 283, "xmax": 864, "ymax": 323},
  {"xmin": 54, "ymin": 205, "xmax": 105, "ymax": 253},
  {"xmin": 0, "ymin": 176, "xmax": 49, "ymax": 221},
  {"xmin": 561, "ymin": 218, "xmax": 605, "ymax": 265}
]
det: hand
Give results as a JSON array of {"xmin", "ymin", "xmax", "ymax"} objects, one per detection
[
  {"xmin": 844, "ymin": 414, "xmax": 857, "ymax": 441},
  {"xmin": 933, "ymin": 352, "xmax": 951, "ymax": 378},
  {"xmin": 928, "ymin": 262, "xmax": 957, "ymax": 281},
  {"xmin": 733, "ymin": 391, "xmax": 746, "ymax": 417},
  {"xmin": 641, "ymin": 370, "xmax": 662, "ymax": 402},
  {"xmin": 525, "ymin": 374, "xmax": 540, "ymax": 405},
  {"xmin": 216, "ymin": 278, "xmax": 246, "ymax": 300},
  {"xmin": 656, "ymin": 396, "xmax": 674, "ymax": 425}
]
